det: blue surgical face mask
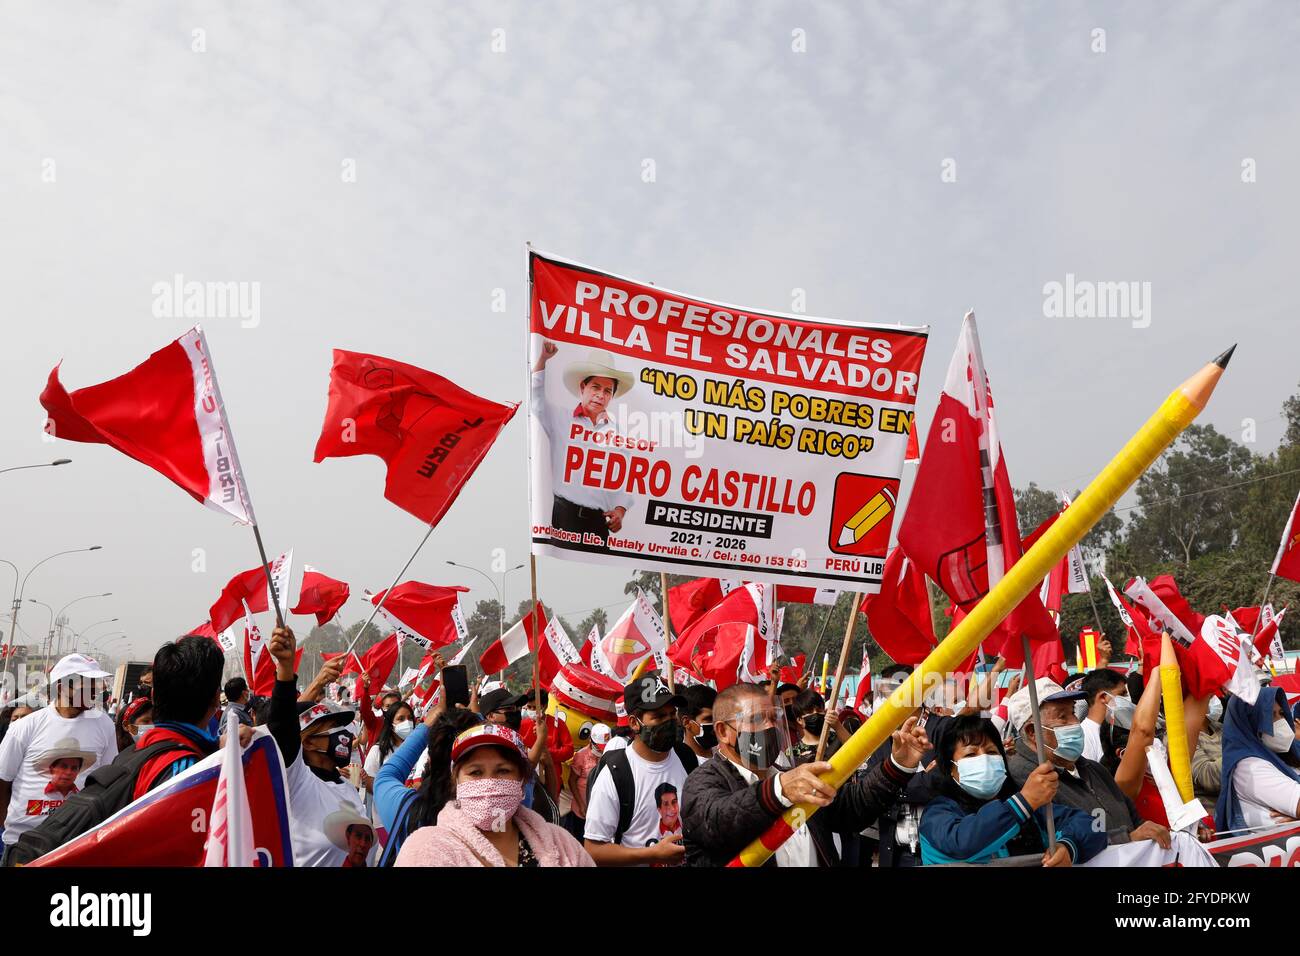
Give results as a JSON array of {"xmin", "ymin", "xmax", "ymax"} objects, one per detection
[
  {"xmin": 1047, "ymin": 723, "xmax": 1085, "ymax": 762},
  {"xmin": 954, "ymin": 754, "xmax": 1007, "ymax": 799}
]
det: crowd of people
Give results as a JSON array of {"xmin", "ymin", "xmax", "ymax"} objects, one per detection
[{"xmin": 0, "ymin": 625, "xmax": 1297, "ymax": 868}]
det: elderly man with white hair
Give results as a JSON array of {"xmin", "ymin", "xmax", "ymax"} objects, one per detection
[{"xmin": 1004, "ymin": 676, "xmax": 1169, "ymax": 847}]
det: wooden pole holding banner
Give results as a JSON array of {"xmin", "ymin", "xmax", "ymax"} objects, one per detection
[
  {"xmin": 251, "ymin": 524, "xmax": 286, "ymax": 629},
  {"xmin": 529, "ymin": 554, "xmax": 543, "ymax": 716},
  {"xmin": 344, "ymin": 522, "xmax": 437, "ymax": 656},
  {"xmin": 659, "ymin": 572, "xmax": 676, "ymax": 691},
  {"xmin": 815, "ymin": 594, "xmax": 860, "ymax": 761},
  {"xmin": 727, "ymin": 346, "xmax": 1234, "ymax": 867}
]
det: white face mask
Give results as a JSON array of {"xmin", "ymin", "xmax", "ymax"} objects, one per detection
[
  {"xmin": 1262, "ymin": 718, "xmax": 1296, "ymax": 754},
  {"xmin": 1207, "ymin": 697, "xmax": 1224, "ymax": 723},
  {"xmin": 393, "ymin": 720, "xmax": 414, "ymax": 740}
]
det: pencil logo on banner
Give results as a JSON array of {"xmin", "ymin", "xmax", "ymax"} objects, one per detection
[{"xmin": 828, "ymin": 474, "xmax": 899, "ymax": 559}]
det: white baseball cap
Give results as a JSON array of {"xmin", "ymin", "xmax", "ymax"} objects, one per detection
[
  {"xmin": 590, "ymin": 723, "xmax": 612, "ymax": 751},
  {"xmin": 48, "ymin": 653, "xmax": 111, "ymax": 685}
]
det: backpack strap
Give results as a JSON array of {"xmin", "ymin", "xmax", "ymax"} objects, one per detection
[{"xmin": 602, "ymin": 749, "xmax": 636, "ymax": 845}]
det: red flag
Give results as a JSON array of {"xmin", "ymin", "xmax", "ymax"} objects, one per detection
[
  {"xmin": 291, "ymin": 566, "xmax": 350, "ymax": 626},
  {"xmin": 778, "ymin": 654, "xmax": 806, "ymax": 685},
  {"xmin": 358, "ymin": 634, "xmax": 400, "ymax": 699},
  {"xmin": 773, "ymin": 585, "xmax": 838, "ymax": 605},
  {"xmin": 40, "ymin": 327, "xmax": 256, "ymax": 525},
  {"xmin": 188, "ymin": 621, "xmax": 219, "ymax": 643},
  {"xmin": 211, "ymin": 566, "xmax": 271, "ymax": 634},
  {"xmin": 904, "ymin": 417, "xmax": 920, "ymax": 462},
  {"xmin": 859, "ymin": 549, "xmax": 936, "ymax": 665},
  {"xmin": 312, "ymin": 349, "xmax": 518, "ymax": 525},
  {"xmin": 320, "ymin": 650, "xmax": 364, "ymax": 675},
  {"xmin": 480, "ymin": 603, "xmax": 548, "ymax": 674},
  {"xmin": 896, "ymin": 313, "xmax": 1056, "ymax": 666},
  {"xmin": 1032, "ymin": 638, "xmax": 1067, "ymax": 680},
  {"xmin": 691, "ymin": 622, "xmax": 752, "ymax": 690},
  {"xmin": 1254, "ymin": 607, "xmax": 1286, "ymax": 660},
  {"xmin": 1147, "ymin": 574, "xmax": 1205, "ymax": 637},
  {"xmin": 250, "ymin": 646, "xmax": 298, "ymax": 697},
  {"xmin": 669, "ymin": 585, "xmax": 766, "ymax": 682},
  {"xmin": 371, "ymin": 582, "xmax": 468, "ymax": 650},
  {"xmin": 667, "ymin": 578, "xmax": 725, "ymax": 636},
  {"xmin": 1271, "ymin": 489, "xmax": 1300, "ymax": 584}
]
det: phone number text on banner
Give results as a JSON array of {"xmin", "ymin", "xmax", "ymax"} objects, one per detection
[{"xmin": 526, "ymin": 251, "xmax": 928, "ymax": 592}]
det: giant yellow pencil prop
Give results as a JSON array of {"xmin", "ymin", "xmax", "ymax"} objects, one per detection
[
  {"xmin": 1159, "ymin": 633, "xmax": 1195, "ymax": 803},
  {"xmin": 728, "ymin": 345, "xmax": 1234, "ymax": 867}
]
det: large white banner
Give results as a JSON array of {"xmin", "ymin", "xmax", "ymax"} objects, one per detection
[{"xmin": 527, "ymin": 251, "xmax": 928, "ymax": 592}]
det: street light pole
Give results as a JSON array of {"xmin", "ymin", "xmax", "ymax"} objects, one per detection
[
  {"xmin": 53, "ymin": 593, "xmax": 112, "ymax": 659},
  {"xmin": 447, "ymin": 560, "xmax": 524, "ymax": 637},
  {"xmin": 6, "ymin": 545, "xmax": 104, "ymax": 683},
  {"xmin": 26, "ymin": 599, "xmax": 55, "ymax": 671}
]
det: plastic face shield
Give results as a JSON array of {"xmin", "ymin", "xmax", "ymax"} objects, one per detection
[{"xmin": 718, "ymin": 693, "xmax": 794, "ymax": 773}]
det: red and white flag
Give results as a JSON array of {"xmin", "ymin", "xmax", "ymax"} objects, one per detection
[
  {"xmin": 852, "ymin": 645, "xmax": 873, "ymax": 716},
  {"xmin": 668, "ymin": 582, "xmax": 770, "ymax": 687},
  {"xmin": 1104, "ymin": 575, "xmax": 1148, "ymax": 657},
  {"xmin": 773, "ymin": 586, "xmax": 838, "ymax": 606},
  {"xmin": 1192, "ymin": 615, "xmax": 1260, "ymax": 704},
  {"xmin": 210, "ymin": 551, "xmax": 293, "ymax": 634},
  {"xmin": 41, "ymin": 326, "xmax": 256, "ymax": 525},
  {"xmin": 479, "ymin": 603, "xmax": 548, "ymax": 674},
  {"xmin": 896, "ymin": 312, "xmax": 1056, "ymax": 664},
  {"xmin": 242, "ymin": 604, "xmax": 266, "ymax": 685},
  {"xmin": 1124, "ymin": 576, "xmax": 1198, "ymax": 647},
  {"xmin": 369, "ymin": 583, "xmax": 469, "ymax": 651},
  {"xmin": 539, "ymin": 617, "xmax": 584, "ymax": 689},
  {"xmin": 588, "ymin": 589, "xmax": 668, "ymax": 683},
  {"xmin": 204, "ymin": 711, "xmax": 254, "ymax": 867},
  {"xmin": 1271, "ymin": 489, "xmax": 1300, "ymax": 584},
  {"xmin": 1255, "ymin": 605, "xmax": 1287, "ymax": 663},
  {"xmin": 738, "ymin": 585, "xmax": 780, "ymax": 684},
  {"xmin": 291, "ymin": 566, "xmax": 350, "ymax": 626},
  {"xmin": 312, "ymin": 349, "xmax": 518, "ymax": 526}
]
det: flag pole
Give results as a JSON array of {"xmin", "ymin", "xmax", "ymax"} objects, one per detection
[
  {"xmin": 815, "ymin": 593, "xmax": 860, "ymax": 761},
  {"xmin": 251, "ymin": 524, "xmax": 285, "ymax": 629},
  {"xmin": 659, "ymin": 572, "xmax": 676, "ymax": 691},
  {"xmin": 1251, "ymin": 573, "xmax": 1277, "ymax": 640},
  {"xmin": 1019, "ymin": 632, "xmax": 1057, "ymax": 854},
  {"xmin": 803, "ymin": 596, "xmax": 840, "ymax": 681},
  {"xmin": 529, "ymin": 553, "xmax": 542, "ymax": 715},
  {"xmin": 343, "ymin": 522, "xmax": 436, "ymax": 656}
]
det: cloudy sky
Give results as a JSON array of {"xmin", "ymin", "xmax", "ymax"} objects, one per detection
[{"xmin": 2, "ymin": 1, "xmax": 1296, "ymax": 667}]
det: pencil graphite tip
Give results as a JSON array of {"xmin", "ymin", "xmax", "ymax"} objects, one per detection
[{"xmin": 1213, "ymin": 344, "xmax": 1237, "ymax": 369}]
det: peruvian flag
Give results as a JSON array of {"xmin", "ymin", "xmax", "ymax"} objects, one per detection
[
  {"xmin": 588, "ymin": 590, "xmax": 668, "ymax": 683},
  {"xmin": 210, "ymin": 551, "xmax": 293, "ymax": 635},
  {"xmin": 669, "ymin": 583, "xmax": 769, "ymax": 685},
  {"xmin": 859, "ymin": 548, "xmax": 936, "ymax": 665},
  {"xmin": 291, "ymin": 566, "xmax": 350, "ymax": 626},
  {"xmin": 204, "ymin": 712, "xmax": 254, "ymax": 867},
  {"xmin": 852, "ymin": 646, "xmax": 873, "ymax": 716},
  {"xmin": 312, "ymin": 349, "xmax": 518, "ymax": 526},
  {"xmin": 479, "ymin": 602, "xmax": 548, "ymax": 675},
  {"xmin": 41, "ymin": 327, "xmax": 256, "ymax": 524},
  {"xmin": 369, "ymin": 583, "xmax": 468, "ymax": 651},
  {"xmin": 1271, "ymin": 489, "xmax": 1300, "ymax": 584},
  {"xmin": 778, "ymin": 654, "xmax": 806, "ymax": 685},
  {"xmin": 896, "ymin": 312, "xmax": 1056, "ymax": 665},
  {"xmin": 325, "ymin": 634, "xmax": 401, "ymax": 700},
  {"xmin": 1191, "ymin": 615, "xmax": 1260, "ymax": 704},
  {"xmin": 1125, "ymin": 576, "xmax": 1200, "ymax": 647}
]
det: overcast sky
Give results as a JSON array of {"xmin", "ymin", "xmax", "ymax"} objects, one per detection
[{"xmin": 2, "ymin": 1, "xmax": 1297, "ymax": 666}]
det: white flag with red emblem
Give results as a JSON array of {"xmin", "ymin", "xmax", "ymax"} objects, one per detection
[
  {"xmin": 586, "ymin": 589, "xmax": 666, "ymax": 683},
  {"xmin": 1192, "ymin": 615, "xmax": 1260, "ymax": 704}
]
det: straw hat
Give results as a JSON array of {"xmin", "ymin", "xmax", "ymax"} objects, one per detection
[
  {"xmin": 34, "ymin": 737, "xmax": 97, "ymax": 775},
  {"xmin": 323, "ymin": 806, "xmax": 373, "ymax": 851},
  {"xmin": 561, "ymin": 349, "xmax": 635, "ymax": 399}
]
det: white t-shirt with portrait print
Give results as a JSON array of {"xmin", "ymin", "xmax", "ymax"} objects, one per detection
[
  {"xmin": 584, "ymin": 745, "xmax": 687, "ymax": 864},
  {"xmin": 0, "ymin": 707, "xmax": 118, "ymax": 846}
]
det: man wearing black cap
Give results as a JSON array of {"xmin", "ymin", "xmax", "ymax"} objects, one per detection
[
  {"xmin": 479, "ymin": 688, "xmax": 529, "ymax": 732},
  {"xmin": 583, "ymin": 675, "xmax": 690, "ymax": 866}
]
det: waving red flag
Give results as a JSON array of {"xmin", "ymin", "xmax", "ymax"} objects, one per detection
[
  {"xmin": 669, "ymin": 584, "xmax": 768, "ymax": 683},
  {"xmin": 40, "ymin": 327, "xmax": 255, "ymax": 525},
  {"xmin": 291, "ymin": 566, "xmax": 350, "ymax": 626},
  {"xmin": 210, "ymin": 566, "xmax": 271, "ymax": 634},
  {"xmin": 312, "ymin": 349, "xmax": 518, "ymax": 525},
  {"xmin": 1271, "ymin": 489, "xmax": 1300, "ymax": 584},
  {"xmin": 897, "ymin": 313, "xmax": 1056, "ymax": 665},
  {"xmin": 859, "ymin": 549, "xmax": 936, "ymax": 665},
  {"xmin": 667, "ymin": 578, "xmax": 725, "ymax": 636},
  {"xmin": 370, "ymin": 582, "xmax": 467, "ymax": 650}
]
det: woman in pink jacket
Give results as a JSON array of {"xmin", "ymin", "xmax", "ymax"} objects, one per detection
[{"xmin": 395, "ymin": 722, "xmax": 594, "ymax": 868}]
